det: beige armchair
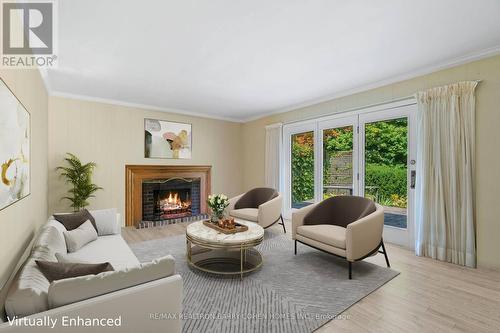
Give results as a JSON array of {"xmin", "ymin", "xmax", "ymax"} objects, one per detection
[
  {"xmin": 292, "ymin": 196, "xmax": 390, "ymax": 279},
  {"xmin": 228, "ymin": 187, "xmax": 285, "ymax": 232}
]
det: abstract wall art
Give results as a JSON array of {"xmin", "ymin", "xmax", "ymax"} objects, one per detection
[
  {"xmin": 0, "ymin": 78, "xmax": 30, "ymax": 211},
  {"xmin": 144, "ymin": 119, "xmax": 192, "ymax": 159}
]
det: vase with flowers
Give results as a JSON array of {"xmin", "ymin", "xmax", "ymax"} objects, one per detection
[{"xmin": 207, "ymin": 194, "xmax": 229, "ymax": 223}]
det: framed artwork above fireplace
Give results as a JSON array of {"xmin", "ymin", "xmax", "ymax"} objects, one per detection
[{"xmin": 144, "ymin": 118, "xmax": 192, "ymax": 159}]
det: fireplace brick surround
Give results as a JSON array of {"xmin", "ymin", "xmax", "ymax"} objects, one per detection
[{"xmin": 125, "ymin": 165, "xmax": 211, "ymax": 227}]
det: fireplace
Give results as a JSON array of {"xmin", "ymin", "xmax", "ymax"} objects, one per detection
[
  {"xmin": 142, "ymin": 178, "xmax": 200, "ymax": 221},
  {"xmin": 125, "ymin": 165, "xmax": 211, "ymax": 227}
]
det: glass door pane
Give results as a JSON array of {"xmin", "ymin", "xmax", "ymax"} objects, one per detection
[
  {"xmin": 291, "ymin": 131, "xmax": 315, "ymax": 208},
  {"xmin": 364, "ymin": 118, "xmax": 408, "ymax": 228},
  {"xmin": 322, "ymin": 126, "xmax": 354, "ymax": 198}
]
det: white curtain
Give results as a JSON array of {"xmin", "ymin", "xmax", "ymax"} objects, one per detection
[
  {"xmin": 265, "ymin": 123, "xmax": 282, "ymax": 191},
  {"xmin": 415, "ymin": 81, "xmax": 477, "ymax": 267}
]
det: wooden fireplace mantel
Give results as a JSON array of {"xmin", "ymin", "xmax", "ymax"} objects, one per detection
[{"xmin": 125, "ymin": 165, "xmax": 211, "ymax": 227}]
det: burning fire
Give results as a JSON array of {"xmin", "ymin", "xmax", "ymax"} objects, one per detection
[{"xmin": 159, "ymin": 192, "xmax": 191, "ymax": 211}]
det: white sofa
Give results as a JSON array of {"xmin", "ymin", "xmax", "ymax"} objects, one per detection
[{"xmin": 0, "ymin": 212, "xmax": 183, "ymax": 333}]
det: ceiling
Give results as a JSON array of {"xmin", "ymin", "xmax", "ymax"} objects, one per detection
[{"xmin": 44, "ymin": 0, "xmax": 500, "ymax": 121}]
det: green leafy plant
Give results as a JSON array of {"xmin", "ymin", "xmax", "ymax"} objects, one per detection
[
  {"xmin": 57, "ymin": 153, "xmax": 102, "ymax": 211},
  {"xmin": 365, "ymin": 163, "xmax": 407, "ymax": 208},
  {"xmin": 291, "ymin": 139, "xmax": 314, "ymax": 204}
]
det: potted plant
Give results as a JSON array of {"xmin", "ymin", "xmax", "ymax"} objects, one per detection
[
  {"xmin": 207, "ymin": 194, "xmax": 229, "ymax": 223},
  {"xmin": 57, "ymin": 153, "xmax": 102, "ymax": 211}
]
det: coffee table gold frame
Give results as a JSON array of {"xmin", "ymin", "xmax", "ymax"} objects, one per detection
[{"xmin": 186, "ymin": 233, "xmax": 263, "ymax": 279}]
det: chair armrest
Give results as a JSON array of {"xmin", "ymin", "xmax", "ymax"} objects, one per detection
[
  {"xmin": 291, "ymin": 203, "xmax": 318, "ymax": 239},
  {"xmin": 345, "ymin": 204, "xmax": 384, "ymax": 261},
  {"xmin": 227, "ymin": 193, "xmax": 244, "ymax": 212},
  {"xmin": 257, "ymin": 194, "xmax": 282, "ymax": 228}
]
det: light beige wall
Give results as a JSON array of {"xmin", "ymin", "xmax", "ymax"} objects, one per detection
[
  {"xmin": 242, "ymin": 54, "xmax": 500, "ymax": 269},
  {"xmin": 0, "ymin": 70, "xmax": 48, "ymax": 290},
  {"xmin": 47, "ymin": 97, "xmax": 244, "ymax": 220}
]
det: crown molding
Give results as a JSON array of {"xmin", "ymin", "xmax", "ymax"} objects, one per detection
[
  {"xmin": 265, "ymin": 122, "xmax": 283, "ymax": 129},
  {"xmin": 48, "ymin": 91, "xmax": 243, "ymax": 123},
  {"xmin": 241, "ymin": 45, "xmax": 500, "ymax": 123}
]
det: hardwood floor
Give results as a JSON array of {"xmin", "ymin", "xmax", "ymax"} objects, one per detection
[{"xmin": 123, "ymin": 221, "xmax": 500, "ymax": 333}]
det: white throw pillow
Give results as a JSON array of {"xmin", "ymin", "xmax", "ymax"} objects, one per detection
[
  {"xmin": 63, "ymin": 220, "xmax": 98, "ymax": 253},
  {"xmin": 48, "ymin": 255, "xmax": 176, "ymax": 308},
  {"xmin": 32, "ymin": 226, "xmax": 67, "ymax": 257},
  {"xmin": 88, "ymin": 208, "xmax": 120, "ymax": 236}
]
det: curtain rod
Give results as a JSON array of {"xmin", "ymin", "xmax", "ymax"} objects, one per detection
[{"xmin": 282, "ymin": 80, "xmax": 482, "ymax": 126}]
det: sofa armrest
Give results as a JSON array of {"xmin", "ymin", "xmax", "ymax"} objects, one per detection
[
  {"xmin": 227, "ymin": 193, "xmax": 244, "ymax": 212},
  {"xmin": 116, "ymin": 213, "xmax": 123, "ymax": 229},
  {"xmin": 345, "ymin": 204, "xmax": 384, "ymax": 261},
  {"xmin": 257, "ymin": 194, "xmax": 282, "ymax": 228},
  {"xmin": 291, "ymin": 203, "xmax": 317, "ymax": 239},
  {"xmin": 0, "ymin": 275, "xmax": 183, "ymax": 333}
]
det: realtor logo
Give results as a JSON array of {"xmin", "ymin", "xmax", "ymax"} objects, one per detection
[{"xmin": 1, "ymin": 0, "xmax": 57, "ymax": 67}]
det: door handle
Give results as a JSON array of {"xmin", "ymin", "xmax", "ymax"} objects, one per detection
[{"xmin": 410, "ymin": 170, "xmax": 416, "ymax": 189}]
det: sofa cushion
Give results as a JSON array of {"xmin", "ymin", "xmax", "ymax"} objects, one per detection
[
  {"xmin": 4, "ymin": 249, "xmax": 55, "ymax": 318},
  {"xmin": 230, "ymin": 208, "xmax": 258, "ymax": 222},
  {"xmin": 63, "ymin": 220, "xmax": 98, "ymax": 252},
  {"xmin": 55, "ymin": 252, "xmax": 87, "ymax": 263},
  {"xmin": 88, "ymin": 208, "xmax": 120, "ymax": 236},
  {"xmin": 48, "ymin": 255, "xmax": 176, "ymax": 309},
  {"xmin": 296, "ymin": 234, "xmax": 347, "ymax": 258},
  {"xmin": 61, "ymin": 234, "xmax": 140, "ymax": 270},
  {"xmin": 32, "ymin": 226, "xmax": 67, "ymax": 257},
  {"xmin": 53, "ymin": 209, "xmax": 98, "ymax": 232},
  {"xmin": 297, "ymin": 224, "xmax": 346, "ymax": 249},
  {"xmin": 36, "ymin": 260, "xmax": 114, "ymax": 282}
]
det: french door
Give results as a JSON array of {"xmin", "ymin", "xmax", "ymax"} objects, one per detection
[
  {"xmin": 284, "ymin": 102, "xmax": 416, "ymax": 248},
  {"xmin": 359, "ymin": 105, "xmax": 416, "ymax": 248}
]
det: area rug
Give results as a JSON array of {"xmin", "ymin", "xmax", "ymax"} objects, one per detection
[{"xmin": 129, "ymin": 230, "xmax": 399, "ymax": 333}]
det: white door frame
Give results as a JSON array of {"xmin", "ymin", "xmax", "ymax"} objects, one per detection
[
  {"xmin": 283, "ymin": 121, "xmax": 317, "ymax": 219},
  {"xmin": 359, "ymin": 104, "xmax": 417, "ymax": 249}
]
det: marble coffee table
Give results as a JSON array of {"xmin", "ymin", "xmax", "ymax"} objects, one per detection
[{"xmin": 186, "ymin": 219, "xmax": 264, "ymax": 278}]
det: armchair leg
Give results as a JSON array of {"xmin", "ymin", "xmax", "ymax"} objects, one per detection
[
  {"xmin": 380, "ymin": 240, "xmax": 390, "ymax": 268},
  {"xmin": 348, "ymin": 261, "xmax": 352, "ymax": 279},
  {"xmin": 294, "ymin": 240, "xmax": 297, "ymax": 255},
  {"xmin": 279, "ymin": 215, "xmax": 286, "ymax": 233}
]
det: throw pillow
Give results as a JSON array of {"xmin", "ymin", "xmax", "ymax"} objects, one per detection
[
  {"xmin": 88, "ymin": 208, "xmax": 120, "ymax": 236},
  {"xmin": 32, "ymin": 226, "xmax": 67, "ymax": 257},
  {"xmin": 63, "ymin": 220, "xmax": 98, "ymax": 252},
  {"xmin": 53, "ymin": 209, "xmax": 98, "ymax": 232},
  {"xmin": 36, "ymin": 260, "xmax": 114, "ymax": 282}
]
